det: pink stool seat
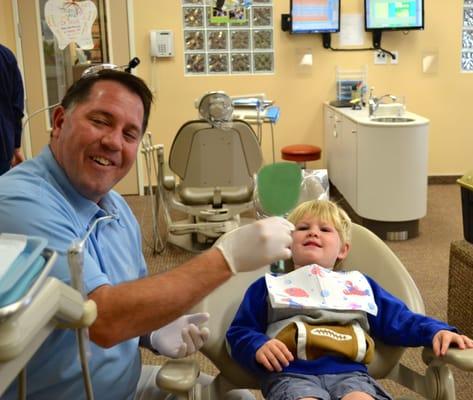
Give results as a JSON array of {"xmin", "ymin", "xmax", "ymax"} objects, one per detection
[{"xmin": 281, "ymin": 144, "xmax": 322, "ymax": 163}]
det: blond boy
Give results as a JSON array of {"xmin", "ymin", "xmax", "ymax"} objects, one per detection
[{"xmin": 227, "ymin": 200, "xmax": 473, "ymax": 400}]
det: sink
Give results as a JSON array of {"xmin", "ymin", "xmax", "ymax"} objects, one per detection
[{"xmin": 371, "ymin": 116, "xmax": 415, "ymax": 123}]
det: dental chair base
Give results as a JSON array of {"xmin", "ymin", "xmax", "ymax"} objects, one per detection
[{"xmin": 166, "ymin": 213, "xmax": 255, "ymax": 253}]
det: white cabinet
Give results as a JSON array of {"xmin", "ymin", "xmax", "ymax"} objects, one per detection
[
  {"xmin": 324, "ymin": 104, "xmax": 429, "ymax": 224},
  {"xmin": 324, "ymin": 107, "xmax": 357, "ymax": 209}
]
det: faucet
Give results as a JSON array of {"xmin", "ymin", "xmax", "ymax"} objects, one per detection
[{"xmin": 368, "ymin": 88, "xmax": 397, "ymax": 118}]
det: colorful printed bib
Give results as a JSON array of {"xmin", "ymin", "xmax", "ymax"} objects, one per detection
[{"xmin": 265, "ymin": 264, "xmax": 378, "ymax": 316}]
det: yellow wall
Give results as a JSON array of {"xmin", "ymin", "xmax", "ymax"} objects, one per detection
[
  {"xmin": 0, "ymin": 0, "xmax": 16, "ymax": 52},
  {"xmin": 133, "ymin": 0, "xmax": 471, "ymax": 176},
  {"xmin": 1, "ymin": 1, "xmax": 470, "ymax": 176}
]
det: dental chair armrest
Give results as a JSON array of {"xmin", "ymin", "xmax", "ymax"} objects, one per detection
[
  {"xmin": 156, "ymin": 359, "xmax": 200, "ymax": 393},
  {"xmin": 160, "ymin": 160, "xmax": 175, "ymax": 190},
  {"xmin": 422, "ymin": 347, "xmax": 473, "ymax": 371},
  {"xmin": 163, "ymin": 175, "xmax": 176, "ymax": 191},
  {"xmin": 156, "ymin": 145, "xmax": 175, "ymax": 190}
]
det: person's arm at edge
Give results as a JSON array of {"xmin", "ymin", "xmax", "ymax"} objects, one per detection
[{"xmin": 88, "ymin": 247, "xmax": 231, "ymax": 347}]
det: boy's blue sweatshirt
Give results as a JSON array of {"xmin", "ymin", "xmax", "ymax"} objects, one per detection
[{"xmin": 226, "ymin": 275, "xmax": 455, "ymax": 378}]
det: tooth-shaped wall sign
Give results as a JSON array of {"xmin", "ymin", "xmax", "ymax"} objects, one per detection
[{"xmin": 45, "ymin": 0, "xmax": 97, "ymax": 50}]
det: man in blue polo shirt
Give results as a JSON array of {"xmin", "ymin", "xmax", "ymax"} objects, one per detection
[{"xmin": 0, "ymin": 70, "xmax": 294, "ymax": 399}]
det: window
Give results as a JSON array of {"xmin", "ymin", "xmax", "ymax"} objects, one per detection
[
  {"xmin": 462, "ymin": 0, "xmax": 473, "ymax": 71},
  {"xmin": 182, "ymin": 0, "xmax": 274, "ymax": 75}
]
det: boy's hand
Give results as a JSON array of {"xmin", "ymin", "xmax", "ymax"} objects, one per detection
[
  {"xmin": 432, "ymin": 330, "xmax": 473, "ymax": 356},
  {"xmin": 255, "ymin": 338, "xmax": 294, "ymax": 372}
]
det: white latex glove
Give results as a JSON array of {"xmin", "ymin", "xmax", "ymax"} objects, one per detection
[
  {"xmin": 214, "ymin": 216, "xmax": 294, "ymax": 274},
  {"xmin": 150, "ymin": 313, "xmax": 210, "ymax": 358}
]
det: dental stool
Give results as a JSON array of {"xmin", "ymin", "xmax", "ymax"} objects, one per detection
[{"xmin": 281, "ymin": 144, "xmax": 321, "ymax": 169}]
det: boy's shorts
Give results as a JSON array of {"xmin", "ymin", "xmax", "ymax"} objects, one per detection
[{"xmin": 261, "ymin": 371, "xmax": 393, "ymax": 400}]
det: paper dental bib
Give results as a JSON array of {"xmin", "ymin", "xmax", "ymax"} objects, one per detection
[{"xmin": 265, "ymin": 264, "xmax": 378, "ymax": 316}]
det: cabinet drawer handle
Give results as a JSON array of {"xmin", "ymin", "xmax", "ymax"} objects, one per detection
[{"xmin": 351, "ymin": 130, "xmax": 357, "ymax": 134}]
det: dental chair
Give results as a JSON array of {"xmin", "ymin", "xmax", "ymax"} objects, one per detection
[
  {"xmin": 156, "ymin": 223, "xmax": 473, "ymax": 400},
  {"xmin": 155, "ymin": 92, "xmax": 263, "ymax": 252}
]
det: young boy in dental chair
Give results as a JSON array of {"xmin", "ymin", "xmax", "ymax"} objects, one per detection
[{"xmin": 226, "ymin": 199, "xmax": 473, "ymax": 400}]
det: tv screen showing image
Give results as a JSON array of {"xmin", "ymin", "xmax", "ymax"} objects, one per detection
[
  {"xmin": 290, "ymin": 0, "xmax": 340, "ymax": 34},
  {"xmin": 365, "ymin": 0, "xmax": 424, "ymax": 31}
]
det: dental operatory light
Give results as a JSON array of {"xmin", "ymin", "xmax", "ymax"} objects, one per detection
[
  {"xmin": 81, "ymin": 57, "xmax": 141, "ymax": 77},
  {"xmin": 197, "ymin": 91, "xmax": 234, "ymax": 128}
]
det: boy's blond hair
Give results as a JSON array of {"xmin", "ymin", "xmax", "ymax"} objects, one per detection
[{"xmin": 287, "ymin": 199, "xmax": 352, "ymax": 248}]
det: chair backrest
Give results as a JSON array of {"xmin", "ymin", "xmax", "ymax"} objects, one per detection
[
  {"xmin": 198, "ymin": 266, "xmax": 265, "ymax": 389},
  {"xmin": 168, "ymin": 119, "xmax": 262, "ymax": 205},
  {"xmin": 198, "ymin": 223, "xmax": 426, "ymax": 391},
  {"xmin": 339, "ymin": 224, "xmax": 425, "ymax": 378}
]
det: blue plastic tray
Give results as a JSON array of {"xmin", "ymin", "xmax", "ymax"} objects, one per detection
[
  {"xmin": 0, "ymin": 236, "xmax": 48, "ymax": 308},
  {"xmin": 265, "ymin": 106, "xmax": 280, "ymax": 123}
]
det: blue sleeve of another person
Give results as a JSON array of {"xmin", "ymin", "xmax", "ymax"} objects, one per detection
[{"xmin": 0, "ymin": 44, "xmax": 24, "ymax": 159}]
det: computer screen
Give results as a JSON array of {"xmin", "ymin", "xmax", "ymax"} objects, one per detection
[
  {"xmin": 290, "ymin": 0, "xmax": 340, "ymax": 34},
  {"xmin": 365, "ymin": 0, "xmax": 424, "ymax": 31}
]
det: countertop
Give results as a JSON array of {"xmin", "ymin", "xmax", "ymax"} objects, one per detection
[{"xmin": 325, "ymin": 102, "xmax": 430, "ymax": 127}]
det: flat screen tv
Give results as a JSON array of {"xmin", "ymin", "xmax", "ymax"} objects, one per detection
[
  {"xmin": 365, "ymin": 0, "xmax": 424, "ymax": 31},
  {"xmin": 290, "ymin": 0, "xmax": 340, "ymax": 34}
]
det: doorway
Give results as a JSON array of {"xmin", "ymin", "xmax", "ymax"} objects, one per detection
[{"xmin": 15, "ymin": 0, "xmax": 141, "ymax": 195}]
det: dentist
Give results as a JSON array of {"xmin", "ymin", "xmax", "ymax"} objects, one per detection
[{"xmin": 0, "ymin": 69, "xmax": 294, "ymax": 399}]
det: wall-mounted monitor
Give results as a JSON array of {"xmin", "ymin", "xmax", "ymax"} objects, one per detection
[
  {"xmin": 365, "ymin": 0, "xmax": 424, "ymax": 31},
  {"xmin": 290, "ymin": 0, "xmax": 340, "ymax": 34}
]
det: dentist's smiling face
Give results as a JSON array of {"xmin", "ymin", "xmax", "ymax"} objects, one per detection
[
  {"xmin": 291, "ymin": 214, "xmax": 349, "ymax": 270},
  {"xmin": 50, "ymin": 80, "xmax": 143, "ymax": 203}
]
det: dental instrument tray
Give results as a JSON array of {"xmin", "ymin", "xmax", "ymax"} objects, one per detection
[
  {"xmin": 232, "ymin": 98, "xmax": 273, "ymax": 108},
  {"xmin": 0, "ymin": 235, "xmax": 56, "ymax": 319}
]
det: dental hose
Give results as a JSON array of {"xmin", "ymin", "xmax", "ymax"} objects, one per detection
[
  {"xmin": 77, "ymin": 328, "xmax": 94, "ymax": 400},
  {"xmin": 68, "ymin": 240, "xmax": 95, "ymax": 400},
  {"xmin": 67, "ymin": 215, "xmax": 117, "ymax": 400}
]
